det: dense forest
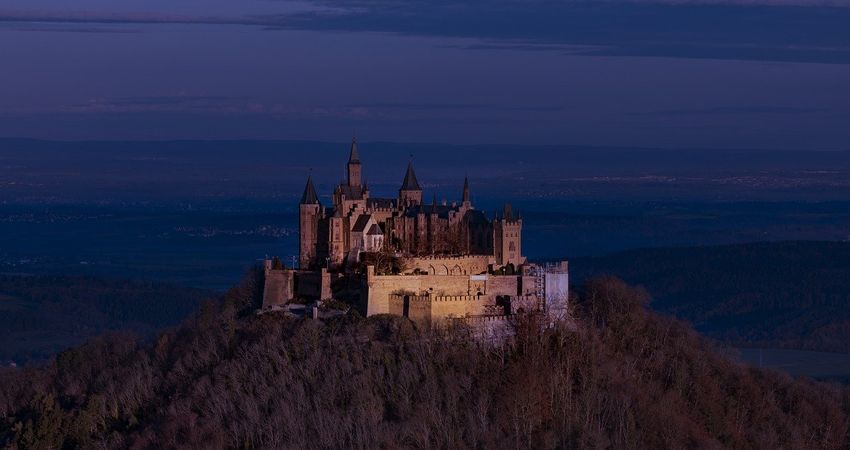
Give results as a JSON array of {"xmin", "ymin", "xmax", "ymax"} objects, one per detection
[
  {"xmin": 1, "ymin": 271, "xmax": 848, "ymax": 449},
  {"xmin": 573, "ymin": 241, "xmax": 850, "ymax": 353},
  {"xmin": 0, "ymin": 275, "xmax": 212, "ymax": 363}
]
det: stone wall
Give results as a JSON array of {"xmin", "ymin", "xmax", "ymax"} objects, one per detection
[
  {"xmin": 262, "ymin": 269, "xmax": 294, "ymax": 309},
  {"xmin": 405, "ymin": 255, "xmax": 493, "ymax": 276}
]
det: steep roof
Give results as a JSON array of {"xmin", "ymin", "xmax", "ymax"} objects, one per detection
[
  {"xmin": 336, "ymin": 184, "xmax": 366, "ymax": 200},
  {"xmin": 300, "ymin": 175, "xmax": 320, "ymax": 205},
  {"xmin": 352, "ymin": 214, "xmax": 373, "ymax": 233},
  {"xmin": 462, "ymin": 176, "xmax": 470, "ymax": 202},
  {"xmin": 349, "ymin": 137, "xmax": 360, "ymax": 164},
  {"xmin": 367, "ymin": 224, "xmax": 383, "ymax": 236},
  {"xmin": 401, "ymin": 162, "xmax": 421, "ymax": 191}
]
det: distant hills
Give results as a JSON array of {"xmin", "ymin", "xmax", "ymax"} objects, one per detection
[
  {"xmin": 574, "ymin": 241, "xmax": 850, "ymax": 353},
  {"xmin": 0, "ymin": 275, "xmax": 213, "ymax": 363}
]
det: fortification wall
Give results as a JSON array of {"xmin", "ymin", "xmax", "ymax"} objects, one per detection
[
  {"xmin": 263, "ymin": 269, "xmax": 294, "ymax": 308},
  {"xmin": 406, "ymin": 255, "xmax": 492, "ymax": 276},
  {"xmin": 431, "ymin": 295, "xmax": 489, "ymax": 319},
  {"xmin": 487, "ymin": 275, "xmax": 520, "ymax": 297},
  {"xmin": 364, "ymin": 269, "xmax": 474, "ymax": 316},
  {"xmin": 293, "ymin": 269, "xmax": 333, "ymax": 300}
]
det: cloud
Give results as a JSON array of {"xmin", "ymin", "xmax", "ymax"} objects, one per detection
[
  {"xmin": 343, "ymin": 102, "xmax": 565, "ymax": 112},
  {"xmin": 3, "ymin": 1, "xmax": 850, "ymax": 64},
  {"xmin": 638, "ymin": 106, "xmax": 826, "ymax": 116}
]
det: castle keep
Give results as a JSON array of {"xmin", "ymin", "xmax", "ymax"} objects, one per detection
[{"xmin": 263, "ymin": 139, "xmax": 569, "ymax": 330}]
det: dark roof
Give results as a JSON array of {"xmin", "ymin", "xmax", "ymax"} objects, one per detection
[
  {"xmin": 367, "ymin": 224, "xmax": 383, "ymax": 236},
  {"xmin": 352, "ymin": 214, "xmax": 372, "ymax": 233},
  {"xmin": 464, "ymin": 209, "xmax": 489, "ymax": 224},
  {"xmin": 462, "ymin": 176, "xmax": 470, "ymax": 202},
  {"xmin": 300, "ymin": 175, "xmax": 320, "ymax": 205},
  {"xmin": 336, "ymin": 184, "xmax": 366, "ymax": 200},
  {"xmin": 401, "ymin": 162, "xmax": 421, "ymax": 191},
  {"xmin": 349, "ymin": 138, "xmax": 360, "ymax": 164},
  {"xmin": 405, "ymin": 204, "xmax": 453, "ymax": 219},
  {"xmin": 367, "ymin": 198, "xmax": 395, "ymax": 209}
]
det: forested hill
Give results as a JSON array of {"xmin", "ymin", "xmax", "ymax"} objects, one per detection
[
  {"xmin": 0, "ymin": 275, "xmax": 213, "ymax": 363},
  {"xmin": 1, "ymin": 274, "xmax": 848, "ymax": 449},
  {"xmin": 572, "ymin": 241, "xmax": 850, "ymax": 352}
]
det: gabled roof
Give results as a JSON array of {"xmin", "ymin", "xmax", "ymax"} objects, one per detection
[
  {"xmin": 352, "ymin": 214, "xmax": 373, "ymax": 233},
  {"xmin": 367, "ymin": 224, "xmax": 383, "ymax": 236},
  {"xmin": 401, "ymin": 162, "xmax": 421, "ymax": 191},
  {"xmin": 300, "ymin": 175, "xmax": 320, "ymax": 205}
]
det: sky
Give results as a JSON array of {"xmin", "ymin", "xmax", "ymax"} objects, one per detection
[{"xmin": 1, "ymin": 0, "xmax": 850, "ymax": 149}]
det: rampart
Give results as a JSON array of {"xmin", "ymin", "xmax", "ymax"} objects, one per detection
[{"xmin": 405, "ymin": 255, "xmax": 493, "ymax": 276}]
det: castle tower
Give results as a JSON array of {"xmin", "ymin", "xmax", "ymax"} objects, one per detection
[
  {"xmin": 494, "ymin": 203, "xmax": 523, "ymax": 268},
  {"xmin": 347, "ymin": 137, "xmax": 362, "ymax": 187},
  {"xmin": 462, "ymin": 176, "xmax": 471, "ymax": 208},
  {"xmin": 399, "ymin": 161, "xmax": 423, "ymax": 207},
  {"xmin": 299, "ymin": 175, "xmax": 321, "ymax": 269}
]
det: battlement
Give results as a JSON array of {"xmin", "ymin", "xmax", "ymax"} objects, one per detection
[{"xmin": 411, "ymin": 254, "xmax": 492, "ymax": 262}]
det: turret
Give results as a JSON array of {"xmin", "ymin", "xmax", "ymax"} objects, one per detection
[
  {"xmin": 347, "ymin": 136, "xmax": 362, "ymax": 187},
  {"xmin": 399, "ymin": 161, "xmax": 423, "ymax": 207},
  {"xmin": 494, "ymin": 203, "xmax": 524, "ymax": 268},
  {"xmin": 462, "ymin": 176, "xmax": 471, "ymax": 207},
  {"xmin": 299, "ymin": 175, "xmax": 321, "ymax": 269}
]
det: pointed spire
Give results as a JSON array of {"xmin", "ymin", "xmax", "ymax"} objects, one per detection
[
  {"xmin": 432, "ymin": 194, "xmax": 438, "ymax": 213},
  {"xmin": 462, "ymin": 176, "xmax": 470, "ymax": 203},
  {"xmin": 401, "ymin": 161, "xmax": 421, "ymax": 191},
  {"xmin": 348, "ymin": 135, "xmax": 360, "ymax": 164},
  {"xmin": 300, "ymin": 174, "xmax": 319, "ymax": 205}
]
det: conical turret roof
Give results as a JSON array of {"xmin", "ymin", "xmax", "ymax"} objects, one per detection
[
  {"xmin": 401, "ymin": 162, "xmax": 421, "ymax": 191},
  {"xmin": 462, "ymin": 176, "xmax": 470, "ymax": 202},
  {"xmin": 300, "ymin": 175, "xmax": 320, "ymax": 205},
  {"xmin": 348, "ymin": 137, "xmax": 360, "ymax": 164}
]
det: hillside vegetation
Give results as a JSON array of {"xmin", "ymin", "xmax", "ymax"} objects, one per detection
[
  {"xmin": 573, "ymin": 241, "xmax": 850, "ymax": 353},
  {"xmin": 0, "ymin": 275, "xmax": 212, "ymax": 363},
  {"xmin": 1, "ymin": 272, "xmax": 848, "ymax": 449}
]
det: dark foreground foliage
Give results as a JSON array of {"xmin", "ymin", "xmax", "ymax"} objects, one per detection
[{"xmin": 1, "ymin": 274, "xmax": 848, "ymax": 449}]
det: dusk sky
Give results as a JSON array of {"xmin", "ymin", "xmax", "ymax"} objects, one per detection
[{"xmin": 2, "ymin": 0, "xmax": 850, "ymax": 149}]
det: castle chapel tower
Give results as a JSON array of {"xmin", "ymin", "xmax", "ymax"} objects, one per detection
[
  {"xmin": 399, "ymin": 162, "xmax": 423, "ymax": 207},
  {"xmin": 347, "ymin": 137, "xmax": 362, "ymax": 187},
  {"xmin": 299, "ymin": 175, "xmax": 321, "ymax": 269}
]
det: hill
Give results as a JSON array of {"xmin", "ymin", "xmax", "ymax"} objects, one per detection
[
  {"xmin": 572, "ymin": 241, "xmax": 850, "ymax": 353},
  {"xmin": 1, "ymin": 273, "xmax": 847, "ymax": 449},
  {"xmin": 0, "ymin": 275, "xmax": 213, "ymax": 364}
]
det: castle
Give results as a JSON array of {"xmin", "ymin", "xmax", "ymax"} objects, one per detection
[
  {"xmin": 263, "ymin": 139, "xmax": 569, "ymax": 331},
  {"xmin": 298, "ymin": 138, "xmax": 524, "ymax": 270}
]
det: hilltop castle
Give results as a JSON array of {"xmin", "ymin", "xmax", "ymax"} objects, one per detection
[
  {"xmin": 299, "ymin": 138, "xmax": 524, "ymax": 270},
  {"xmin": 263, "ymin": 139, "xmax": 569, "ymax": 332}
]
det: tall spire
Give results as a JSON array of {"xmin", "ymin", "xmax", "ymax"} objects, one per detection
[
  {"xmin": 348, "ymin": 135, "xmax": 360, "ymax": 164},
  {"xmin": 401, "ymin": 161, "xmax": 421, "ymax": 191},
  {"xmin": 300, "ymin": 174, "xmax": 319, "ymax": 205},
  {"xmin": 347, "ymin": 135, "xmax": 362, "ymax": 187},
  {"xmin": 462, "ymin": 176, "xmax": 470, "ymax": 203}
]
